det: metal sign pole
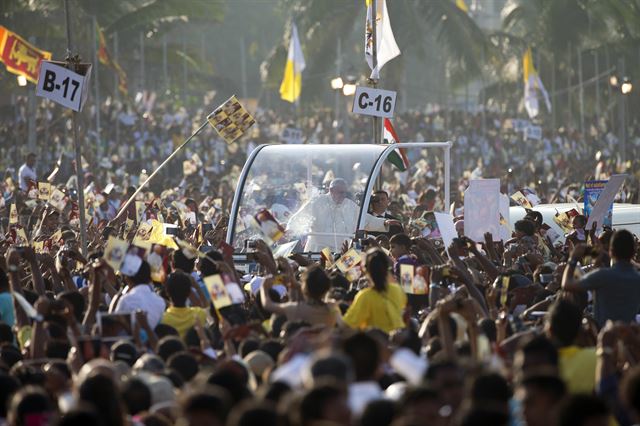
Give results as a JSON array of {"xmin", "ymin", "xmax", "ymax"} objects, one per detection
[
  {"xmin": 64, "ymin": 0, "xmax": 88, "ymax": 257},
  {"xmin": 370, "ymin": 0, "xmax": 379, "ymax": 144},
  {"xmin": 92, "ymin": 16, "xmax": 101, "ymax": 158}
]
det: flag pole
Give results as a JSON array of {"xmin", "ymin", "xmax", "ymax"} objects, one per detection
[
  {"xmin": 182, "ymin": 31, "xmax": 188, "ymax": 103},
  {"xmin": 139, "ymin": 31, "xmax": 145, "ymax": 93},
  {"xmin": 113, "ymin": 120, "xmax": 210, "ymax": 222},
  {"xmin": 63, "ymin": 0, "xmax": 88, "ymax": 257},
  {"xmin": 577, "ymin": 46, "xmax": 585, "ymax": 138},
  {"xmin": 291, "ymin": 21, "xmax": 298, "ymax": 128},
  {"xmin": 27, "ymin": 37, "xmax": 36, "ymax": 154},
  {"xmin": 551, "ymin": 53, "xmax": 556, "ymax": 130},
  {"xmin": 370, "ymin": 0, "xmax": 382, "ymax": 191},
  {"xmin": 240, "ymin": 36, "xmax": 248, "ymax": 100},
  {"xmin": 114, "ymin": 32, "xmax": 120, "ymax": 147},
  {"xmin": 370, "ymin": 0, "xmax": 380, "ymax": 144},
  {"xmin": 92, "ymin": 16, "xmax": 102, "ymax": 158},
  {"xmin": 594, "ymin": 50, "xmax": 600, "ymax": 116},
  {"xmin": 163, "ymin": 33, "xmax": 168, "ymax": 90},
  {"xmin": 334, "ymin": 38, "xmax": 342, "ymax": 141},
  {"xmin": 567, "ymin": 42, "xmax": 572, "ymax": 127}
]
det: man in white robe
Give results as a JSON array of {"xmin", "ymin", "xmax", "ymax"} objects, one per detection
[{"xmin": 287, "ymin": 179, "xmax": 398, "ymax": 252}]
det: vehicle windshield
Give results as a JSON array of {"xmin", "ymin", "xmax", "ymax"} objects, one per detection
[{"xmin": 230, "ymin": 144, "xmax": 387, "ymax": 251}]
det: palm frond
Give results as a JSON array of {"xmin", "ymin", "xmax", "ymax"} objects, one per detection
[
  {"xmin": 415, "ymin": 0, "xmax": 499, "ymax": 83},
  {"xmin": 105, "ymin": 0, "xmax": 225, "ymax": 34}
]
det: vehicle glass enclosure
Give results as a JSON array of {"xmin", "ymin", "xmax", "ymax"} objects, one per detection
[
  {"xmin": 228, "ymin": 144, "xmax": 387, "ymax": 250},
  {"xmin": 227, "ymin": 143, "xmax": 451, "ymax": 253}
]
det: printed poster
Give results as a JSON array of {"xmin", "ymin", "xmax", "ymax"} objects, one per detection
[
  {"xmin": 411, "ymin": 211, "xmax": 441, "ymax": 239},
  {"xmin": 204, "ymin": 274, "xmax": 232, "ymax": 309},
  {"xmin": 511, "ymin": 191, "xmax": 532, "ymax": 209},
  {"xmin": 335, "ymin": 248, "xmax": 362, "ymax": 273},
  {"xmin": 434, "ymin": 212, "xmax": 458, "ymax": 253},
  {"xmin": 37, "ymin": 182, "xmax": 51, "ymax": 200},
  {"xmin": 103, "ymin": 236, "xmax": 129, "ymax": 271},
  {"xmin": 400, "ymin": 264, "xmax": 414, "ymax": 294},
  {"xmin": 206, "ymin": 96, "xmax": 256, "ymax": 144},
  {"xmin": 586, "ymin": 174, "xmax": 626, "ymax": 232},
  {"xmin": 499, "ymin": 193, "xmax": 511, "ymax": 242},
  {"xmin": 584, "ymin": 180, "xmax": 611, "ymax": 228},
  {"xmin": 553, "ymin": 208, "xmax": 580, "ymax": 234},
  {"xmin": 464, "ymin": 179, "xmax": 501, "ymax": 242}
]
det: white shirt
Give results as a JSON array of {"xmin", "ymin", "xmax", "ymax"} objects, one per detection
[
  {"xmin": 110, "ymin": 284, "xmax": 166, "ymax": 327},
  {"xmin": 349, "ymin": 381, "xmax": 384, "ymax": 417},
  {"xmin": 287, "ymin": 193, "xmax": 387, "ymax": 252},
  {"xmin": 270, "ymin": 353, "xmax": 310, "ymax": 389},
  {"xmin": 18, "ymin": 163, "xmax": 36, "ymax": 192}
]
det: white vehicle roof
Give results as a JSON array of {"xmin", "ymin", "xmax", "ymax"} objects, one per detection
[{"xmin": 509, "ymin": 203, "xmax": 640, "ymax": 243}]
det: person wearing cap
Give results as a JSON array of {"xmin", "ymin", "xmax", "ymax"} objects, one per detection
[
  {"xmin": 244, "ymin": 350, "xmax": 274, "ymax": 385},
  {"xmin": 287, "ymin": 178, "xmax": 399, "ymax": 252},
  {"xmin": 110, "ymin": 340, "xmax": 139, "ymax": 367}
]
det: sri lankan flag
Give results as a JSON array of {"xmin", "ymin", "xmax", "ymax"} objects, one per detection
[
  {"xmin": 96, "ymin": 26, "xmax": 128, "ymax": 95},
  {"xmin": 0, "ymin": 26, "xmax": 51, "ymax": 84},
  {"xmin": 383, "ymin": 118, "xmax": 409, "ymax": 172}
]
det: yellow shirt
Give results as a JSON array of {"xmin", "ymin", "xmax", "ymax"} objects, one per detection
[
  {"xmin": 343, "ymin": 283, "xmax": 407, "ymax": 333},
  {"xmin": 558, "ymin": 345, "xmax": 597, "ymax": 394},
  {"xmin": 160, "ymin": 306, "xmax": 207, "ymax": 339},
  {"xmin": 17, "ymin": 325, "xmax": 32, "ymax": 350}
]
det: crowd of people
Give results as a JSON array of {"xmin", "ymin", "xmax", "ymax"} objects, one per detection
[
  {"xmin": 2, "ymin": 94, "xmax": 640, "ymax": 207},
  {"xmin": 0, "ymin": 92, "xmax": 637, "ymax": 426}
]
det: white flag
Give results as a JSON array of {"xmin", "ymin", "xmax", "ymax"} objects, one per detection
[{"xmin": 365, "ymin": 0, "xmax": 400, "ymax": 80}]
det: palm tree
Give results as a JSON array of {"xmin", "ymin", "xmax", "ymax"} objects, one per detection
[
  {"xmin": 0, "ymin": 0, "xmax": 225, "ymax": 97},
  {"xmin": 499, "ymin": 0, "xmax": 640, "ymax": 127},
  {"xmin": 261, "ymin": 0, "xmax": 497, "ymax": 104}
]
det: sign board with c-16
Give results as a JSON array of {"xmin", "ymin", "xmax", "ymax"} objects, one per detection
[
  {"xmin": 36, "ymin": 60, "xmax": 92, "ymax": 112},
  {"xmin": 351, "ymin": 86, "xmax": 396, "ymax": 118}
]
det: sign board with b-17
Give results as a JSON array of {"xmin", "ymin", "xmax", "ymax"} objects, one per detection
[{"xmin": 36, "ymin": 60, "xmax": 92, "ymax": 112}]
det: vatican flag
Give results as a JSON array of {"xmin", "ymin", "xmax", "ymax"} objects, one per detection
[
  {"xmin": 279, "ymin": 23, "xmax": 305, "ymax": 103},
  {"xmin": 456, "ymin": 0, "xmax": 469, "ymax": 13},
  {"xmin": 523, "ymin": 47, "xmax": 551, "ymax": 118},
  {"xmin": 365, "ymin": 0, "xmax": 401, "ymax": 80}
]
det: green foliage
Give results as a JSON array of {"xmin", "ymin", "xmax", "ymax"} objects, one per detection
[
  {"xmin": 101, "ymin": 0, "xmax": 224, "ymax": 35},
  {"xmin": 414, "ymin": 0, "xmax": 497, "ymax": 81},
  {"xmin": 261, "ymin": 0, "xmax": 495, "ymax": 100},
  {"xmin": 498, "ymin": 0, "xmax": 640, "ymax": 121},
  {"xmin": 261, "ymin": 0, "xmax": 360, "ymax": 96},
  {"xmin": 501, "ymin": 0, "xmax": 640, "ymax": 60}
]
